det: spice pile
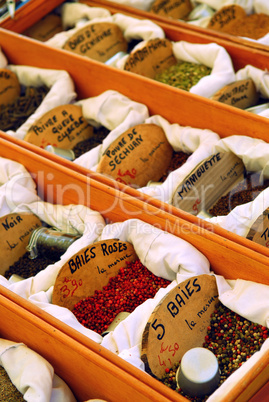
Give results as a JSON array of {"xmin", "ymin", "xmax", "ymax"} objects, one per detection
[
  {"xmin": 160, "ymin": 301, "xmax": 269, "ymax": 401},
  {"xmin": 0, "ymin": 85, "xmax": 49, "ymax": 131},
  {"xmin": 4, "ymin": 251, "xmax": 59, "ymax": 280},
  {"xmin": 159, "ymin": 151, "xmax": 190, "ymax": 182},
  {"xmin": 72, "ymin": 259, "xmax": 171, "ymax": 334},
  {"xmin": 0, "ymin": 366, "xmax": 24, "ymax": 402},
  {"xmin": 72, "ymin": 126, "xmax": 110, "ymax": 158},
  {"xmin": 207, "ymin": 5, "xmax": 269, "ymax": 40},
  {"xmin": 154, "ymin": 62, "xmax": 212, "ymax": 92},
  {"xmin": 209, "ymin": 171, "xmax": 269, "ymax": 216}
]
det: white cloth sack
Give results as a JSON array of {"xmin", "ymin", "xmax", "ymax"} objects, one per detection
[
  {"xmin": 0, "ymin": 157, "xmax": 106, "ymax": 342},
  {"xmin": 74, "ymin": 110, "xmax": 220, "ymax": 195},
  {"xmin": 117, "ymin": 40, "xmax": 235, "ymax": 98},
  {"xmin": 99, "ymin": 220, "xmax": 269, "ymax": 401},
  {"xmin": 45, "ymin": 10, "xmax": 165, "ymax": 49},
  {"xmin": 0, "ymin": 49, "xmax": 76, "ymax": 141},
  {"xmin": 200, "ymin": 135, "xmax": 269, "ymax": 236},
  {"xmin": 0, "ymin": 339, "xmax": 76, "ymax": 402},
  {"xmin": 60, "ymin": 2, "xmax": 111, "ymax": 29}
]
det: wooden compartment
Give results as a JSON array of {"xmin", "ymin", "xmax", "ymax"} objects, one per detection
[
  {"xmin": 0, "ymin": 0, "xmax": 65, "ymax": 32},
  {"xmin": 80, "ymin": 0, "xmax": 269, "ymax": 53},
  {"xmin": 2, "ymin": 0, "xmax": 269, "ymax": 68},
  {"xmin": 1, "ymin": 11, "xmax": 269, "ymax": 141},
  {"xmin": 0, "ymin": 134, "xmax": 268, "ymax": 402}
]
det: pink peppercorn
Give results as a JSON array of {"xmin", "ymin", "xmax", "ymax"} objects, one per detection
[{"xmin": 72, "ymin": 259, "xmax": 171, "ymax": 334}]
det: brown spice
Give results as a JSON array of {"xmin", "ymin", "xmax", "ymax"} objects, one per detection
[
  {"xmin": 224, "ymin": 14, "xmax": 269, "ymax": 40},
  {"xmin": 0, "ymin": 85, "xmax": 49, "ymax": 131},
  {"xmin": 0, "ymin": 366, "xmax": 24, "ymax": 401},
  {"xmin": 72, "ymin": 126, "xmax": 110, "ymax": 158},
  {"xmin": 4, "ymin": 251, "xmax": 60, "ymax": 280},
  {"xmin": 207, "ymin": 5, "xmax": 269, "ymax": 40},
  {"xmin": 160, "ymin": 151, "xmax": 190, "ymax": 182},
  {"xmin": 209, "ymin": 171, "xmax": 269, "ymax": 216}
]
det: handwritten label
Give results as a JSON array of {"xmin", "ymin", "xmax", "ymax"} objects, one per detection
[
  {"xmin": 124, "ymin": 38, "xmax": 177, "ymax": 79},
  {"xmin": 63, "ymin": 22, "xmax": 128, "ymax": 63},
  {"xmin": 211, "ymin": 79, "xmax": 258, "ymax": 110},
  {"xmin": 150, "ymin": 0, "xmax": 193, "ymax": 20},
  {"xmin": 172, "ymin": 152, "xmax": 245, "ymax": 215},
  {"xmin": 246, "ymin": 207, "xmax": 269, "ymax": 247},
  {"xmin": 24, "ymin": 104, "xmax": 93, "ymax": 149},
  {"xmin": 23, "ymin": 14, "xmax": 63, "ymax": 42},
  {"xmin": 97, "ymin": 124, "xmax": 173, "ymax": 187},
  {"xmin": 0, "ymin": 68, "xmax": 20, "ymax": 107},
  {"xmin": 52, "ymin": 239, "xmax": 138, "ymax": 310},
  {"xmin": 207, "ymin": 5, "xmax": 246, "ymax": 31},
  {"xmin": 141, "ymin": 275, "xmax": 218, "ymax": 379},
  {"xmin": 0, "ymin": 213, "xmax": 42, "ymax": 275}
]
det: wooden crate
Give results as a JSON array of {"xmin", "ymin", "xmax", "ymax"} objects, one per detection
[
  {"xmin": 0, "ymin": 135, "xmax": 268, "ymax": 402},
  {"xmin": 80, "ymin": 0, "xmax": 269, "ymax": 54},
  {"xmin": 2, "ymin": 0, "xmax": 269, "ymax": 73},
  {"xmin": 0, "ymin": 5, "xmax": 269, "ymax": 401},
  {"xmin": 1, "ymin": 132, "xmax": 269, "ymax": 284},
  {"xmin": 2, "ymin": 22, "xmax": 269, "ymax": 142},
  {"xmin": 2, "ymin": 0, "xmax": 269, "ymax": 55},
  {"xmin": 1, "ymin": 27, "xmax": 269, "ymax": 261}
]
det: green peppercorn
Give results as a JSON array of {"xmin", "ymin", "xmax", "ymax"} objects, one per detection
[{"xmin": 154, "ymin": 61, "xmax": 212, "ymax": 91}]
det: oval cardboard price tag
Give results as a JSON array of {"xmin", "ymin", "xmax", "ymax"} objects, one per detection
[
  {"xmin": 246, "ymin": 207, "xmax": 269, "ymax": 247},
  {"xmin": 172, "ymin": 152, "xmax": 245, "ymax": 215},
  {"xmin": 141, "ymin": 275, "xmax": 219, "ymax": 379},
  {"xmin": 0, "ymin": 69, "xmax": 20, "ymax": 107},
  {"xmin": 23, "ymin": 14, "xmax": 63, "ymax": 42},
  {"xmin": 96, "ymin": 124, "xmax": 173, "ymax": 187},
  {"xmin": 211, "ymin": 79, "xmax": 259, "ymax": 110},
  {"xmin": 0, "ymin": 213, "xmax": 42, "ymax": 275},
  {"xmin": 124, "ymin": 38, "xmax": 177, "ymax": 79},
  {"xmin": 207, "ymin": 5, "xmax": 246, "ymax": 32},
  {"xmin": 150, "ymin": 0, "xmax": 193, "ymax": 20},
  {"xmin": 52, "ymin": 239, "xmax": 138, "ymax": 310},
  {"xmin": 63, "ymin": 22, "xmax": 128, "ymax": 63},
  {"xmin": 24, "ymin": 104, "xmax": 93, "ymax": 149}
]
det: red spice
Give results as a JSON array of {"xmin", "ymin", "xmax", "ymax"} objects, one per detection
[{"xmin": 72, "ymin": 259, "xmax": 171, "ymax": 334}]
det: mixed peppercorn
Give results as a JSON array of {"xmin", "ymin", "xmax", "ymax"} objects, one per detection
[{"xmin": 160, "ymin": 301, "xmax": 269, "ymax": 400}]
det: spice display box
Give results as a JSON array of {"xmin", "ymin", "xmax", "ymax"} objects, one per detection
[
  {"xmin": 2, "ymin": 26, "xmax": 269, "ymax": 260},
  {"xmin": 2, "ymin": 0, "xmax": 269, "ymax": 74},
  {"xmin": 80, "ymin": 0, "xmax": 269, "ymax": 53},
  {"xmin": 0, "ymin": 133, "xmax": 268, "ymax": 402},
  {"xmin": 78, "ymin": 0, "xmax": 269, "ymax": 72},
  {"xmin": 2, "ymin": 5, "xmax": 269, "ymax": 130}
]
